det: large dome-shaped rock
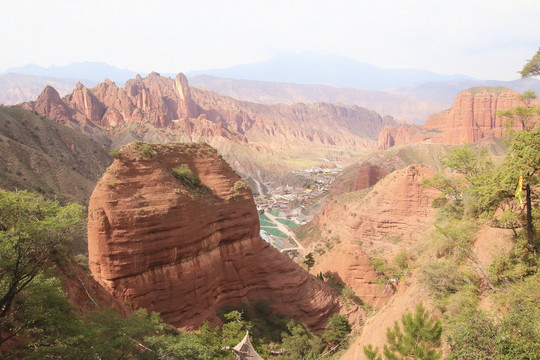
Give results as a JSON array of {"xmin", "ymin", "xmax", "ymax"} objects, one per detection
[{"xmin": 88, "ymin": 142, "xmax": 339, "ymax": 330}]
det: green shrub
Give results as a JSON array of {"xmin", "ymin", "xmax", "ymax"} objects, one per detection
[
  {"xmin": 74, "ymin": 254, "xmax": 89, "ymax": 271},
  {"xmin": 420, "ymin": 260, "xmax": 476, "ymax": 299},
  {"xmin": 488, "ymin": 233, "xmax": 538, "ymax": 285},
  {"xmin": 322, "ymin": 314, "xmax": 352, "ymax": 348},
  {"xmin": 105, "ymin": 179, "xmax": 118, "ymax": 188},
  {"xmin": 136, "ymin": 143, "xmax": 156, "ymax": 159},
  {"xmin": 169, "ymin": 164, "xmax": 208, "ymax": 196},
  {"xmin": 394, "ymin": 250, "xmax": 412, "ymax": 270},
  {"xmin": 371, "ymin": 257, "xmax": 387, "ymax": 273},
  {"xmin": 234, "ymin": 180, "xmax": 249, "ymax": 190},
  {"xmin": 109, "ymin": 149, "xmax": 121, "ymax": 158}
]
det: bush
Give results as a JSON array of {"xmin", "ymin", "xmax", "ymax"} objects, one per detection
[
  {"xmin": 108, "ymin": 149, "xmax": 121, "ymax": 158},
  {"xmin": 234, "ymin": 180, "xmax": 249, "ymax": 190},
  {"xmin": 420, "ymin": 260, "xmax": 472, "ymax": 298},
  {"xmin": 169, "ymin": 164, "xmax": 208, "ymax": 196},
  {"xmin": 488, "ymin": 233, "xmax": 538, "ymax": 285},
  {"xmin": 394, "ymin": 250, "xmax": 413, "ymax": 270},
  {"xmin": 74, "ymin": 254, "xmax": 89, "ymax": 271},
  {"xmin": 446, "ymin": 304, "xmax": 540, "ymax": 360},
  {"xmin": 136, "ymin": 143, "xmax": 156, "ymax": 159}
]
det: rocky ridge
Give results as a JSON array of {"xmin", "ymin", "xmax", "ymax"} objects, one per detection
[
  {"xmin": 378, "ymin": 87, "xmax": 539, "ymax": 150},
  {"xmin": 87, "ymin": 142, "xmax": 339, "ymax": 331},
  {"xmin": 298, "ymin": 165, "xmax": 440, "ymax": 305},
  {"xmin": 21, "ymin": 72, "xmax": 396, "ymax": 152}
]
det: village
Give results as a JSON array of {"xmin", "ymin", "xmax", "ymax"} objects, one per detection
[{"xmin": 253, "ymin": 166, "xmax": 342, "ymax": 259}]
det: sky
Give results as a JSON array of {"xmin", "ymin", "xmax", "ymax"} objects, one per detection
[{"xmin": 2, "ymin": 0, "xmax": 539, "ymax": 81}]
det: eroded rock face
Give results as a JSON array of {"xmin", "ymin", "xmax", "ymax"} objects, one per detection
[
  {"xmin": 423, "ymin": 88, "xmax": 532, "ymax": 144},
  {"xmin": 88, "ymin": 142, "xmax": 339, "ymax": 330},
  {"xmin": 22, "ymin": 73, "xmax": 396, "ymax": 152},
  {"xmin": 378, "ymin": 87, "xmax": 539, "ymax": 149},
  {"xmin": 20, "ymin": 85, "xmax": 72, "ymax": 123},
  {"xmin": 317, "ymin": 165, "xmax": 439, "ymax": 246},
  {"xmin": 302, "ymin": 165, "xmax": 440, "ymax": 306},
  {"xmin": 330, "ymin": 162, "xmax": 389, "ymax": 196}
]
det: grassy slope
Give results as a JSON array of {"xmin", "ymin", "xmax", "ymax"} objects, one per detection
[{"xmin": 0, "ymin": 106, "xmax": 113, "ymax": 204}]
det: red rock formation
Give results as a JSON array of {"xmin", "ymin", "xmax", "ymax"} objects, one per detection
[
  {"xmin": 311, "ymin": 242, "xmax": 390, "ymax": 306},
  {"xmin": 88, "ymin": 142, "xmax": 339, "ymax": 330},
  {"xmin": 20, "ymin": 85, "xmax": 72, "ymax": 123},
  {"xmin": 354, "ymin": 163, "xmax": 390, "ymax": 190},
  {"xmin": 317, "ymin": 165, "xmax": 439, "ymax": 244},
  {"xmin": 423, "ymin": 87, "xmax": 536, "ymax": 144},
  {"xmin": 301, "ymin": 165, "xmax": 440, "ymax": 305},
  {"xmin": 378, "ymin": 87, "xmax": 539, "ymax": 149},
  {"xmin": 59, "ymin": 260, "xmax": 131, "ymax": 317},
  {"xmin": 331, "ymin": 162, "xmax": 389, "ymax": 196},
  {"xmin": 66, "ymin": 82, "xmax": 106, "ymax": 124},
  {"xmin": 377, "ymin": 124, "xmax": 423, "ymax": 150},
  {"xmin": 22, "ymin": 73, "xmax": 396, "ymax": 153},
  {"xmin": 377, "ymin": 126, "xmax": 396, "ymax": 150}
]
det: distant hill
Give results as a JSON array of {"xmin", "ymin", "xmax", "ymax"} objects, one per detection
[
  {"xmin": 187, "ymin": 52, "xmax": 474, "ymax": 91},
  {"xmin": 390, "ymin": 77, "xmax": 540, "ymax": 104},
  {"xmin": 4, "ymin": 62, "xmax": 142, "ymax": 86},
  {"xmin": 0, "ymin": 73, "xmax": 96, "ymax": 105},
  {"xmin": 189, "ymin": 74, "xmax": 448, "ymax": 124},
  {"xmin": 0, "ymin": 106, "xmax": 112, "ymax": 204},
  {"xmin": 188, "ymin": 73, "xmax": 540, "ymax": 125}
]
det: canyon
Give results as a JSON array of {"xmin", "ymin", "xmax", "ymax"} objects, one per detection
[{"xmin": 1, "ymin": 67, "xmax": 537, "ymax": 358}]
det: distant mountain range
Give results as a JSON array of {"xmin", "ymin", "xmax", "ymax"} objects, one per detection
[
  {"xmin": 187, "ymin": 52, "xmax": 475, "ymax": 90},
  {"xmin": 2, "ymin": 54, "xmax": 540, "ymax": 124},
  {"xmin": 0, "ymin": 73, "xmax": 97, "ymax": 105},
  {"xmin": 188, "ymin": 75, "xmax": 448, "ymax": 124},
  {"xmin": 3, "ymin": 62, "xmax": 143, "ymax": 86}
]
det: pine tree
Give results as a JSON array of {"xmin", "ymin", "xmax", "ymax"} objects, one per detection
[
  {"xmin": 363, "ymin": 303, "xmax": 442, "ymax": 360},
  {"xmin": 303, "ymin": 253, "xmax": 315, "ymax": 272}
]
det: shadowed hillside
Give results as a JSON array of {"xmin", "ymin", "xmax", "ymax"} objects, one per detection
[{"xmin": 0, "ymin": 106, "xmax": 112, "ymax": 204}]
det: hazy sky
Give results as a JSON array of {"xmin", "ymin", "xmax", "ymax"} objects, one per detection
[{"xmin": 2, "ymin": 0, "xmax": 539, "ymax": 80}]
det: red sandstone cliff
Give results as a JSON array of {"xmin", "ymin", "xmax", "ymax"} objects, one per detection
[
  {"xmin": 87, "ymin": 142, "xmax": 339, "ymax": 331},
  {"xmin": 299, "ymin": 165, "xmax": 440, "ymax": 305},
  {"xmin": 377, "ymin": 87, "xmax": 539, "ymax": 149},
  {"xmin": 330, "ymin": 162, "xmax": 389, "ymax": 196}
]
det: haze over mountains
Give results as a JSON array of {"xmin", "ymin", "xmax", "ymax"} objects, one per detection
[
  {"xmin": 3, "ymin": 62, "xmax": 141, "ymax": 86},
  {"xmin": 3, "ymin": 52, "xmax": 539, "ymax": 124},
  {"xmin": 188, "ymin": 52, "xmax": 475, "ymax": 90}
]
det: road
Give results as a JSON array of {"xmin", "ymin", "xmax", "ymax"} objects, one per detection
[{"xmin": 263, "ymin": 211, "xmax": 305, "ymax": 255}]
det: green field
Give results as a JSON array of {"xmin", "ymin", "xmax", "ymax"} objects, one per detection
[
  {"xmin": 261, "ymin": 227, "xmax": 288, "ymax": 238},
  {"xmin": 259, "ymin": 219, "xmax": 276, "ymax": 227},
  {"xmin": 276, "ymin": 218, "xmax": 298, "ymax": 229},
  {"xmin": 260, "ymin": 213, "xmax": 272, "ymax": 221}
]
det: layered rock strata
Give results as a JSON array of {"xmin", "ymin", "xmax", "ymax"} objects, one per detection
[
  {"xmin": 88, "ymin": 142, "xmax": 339, "ymax": 330},
  {"xmin": 378, "ymin": 87, "xmax": 539, "ymax": 150}
]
